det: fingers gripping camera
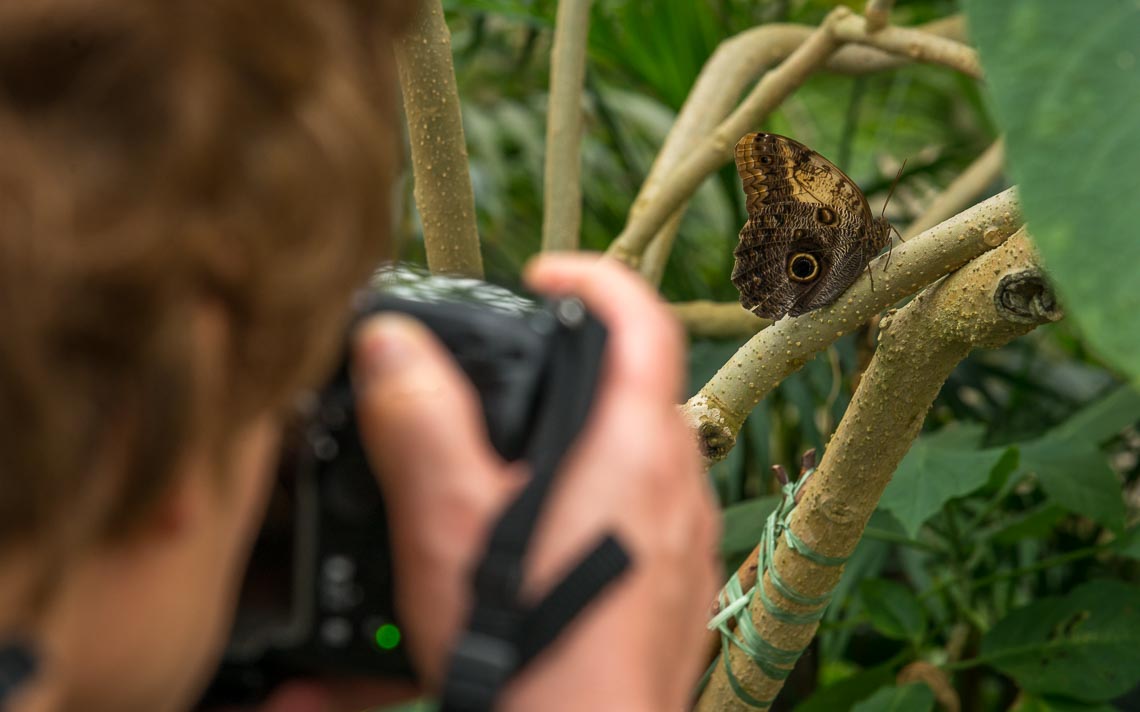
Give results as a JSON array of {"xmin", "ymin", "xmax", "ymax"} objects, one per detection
[{"xmin": 200, "ymin": 266, "xmax": 622, "ymax": 707}]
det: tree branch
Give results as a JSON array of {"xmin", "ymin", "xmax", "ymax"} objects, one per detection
[
  {"xmin": 671, "ymin": 301, "xmax": 770, "ymax": 338},
  {"xmin": 903, "ymin": 139, "xmax": 1005, "ymax": 238},
  {"xmin": 608, "ymin": 10, "xmax": 977, "ymax": 274},
  {"xmin": 685, "ymin": 187, "xmax": 1021, "ymax": 462},
  {"xmin": 696, "ymin": 228, "xmax": 1061, "ymax": 711},
  {"xmin": 605, "ymin": 6, "xmax": 851, "ymax": 267},
  {"xmin": 864, "ymin": 0, "xmax": 895, "ymax": 32},
  {"xmin": 635, "ymin": 16, "xmax": 965, "ymax": 285},
  {"xmin": 832, "ymin": 12, "xmax": 982, "ymax": 79},
  {"xmin": 394, "ymin": 0, "xmax": 484, "ymax": 277},
  {"xmin": 541, "ymin": 0, "xmax": 593, "ymax": 251}
]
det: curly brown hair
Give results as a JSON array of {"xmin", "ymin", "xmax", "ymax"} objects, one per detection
[{"xmin": 0, "ymin": 0, "xmax": 411, "ymax": 561}]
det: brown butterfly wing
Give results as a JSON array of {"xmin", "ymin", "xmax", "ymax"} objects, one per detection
[
  {"xmin": 732, "ymin": 132, "xmax": 888, "ymax": 319},
  {"xmin": 732, "ymin": 202, "xmax": 870, "ymax": 318}
]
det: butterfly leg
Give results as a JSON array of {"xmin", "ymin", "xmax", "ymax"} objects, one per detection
[{"xmin": 865, "ymin": 260, "xmax": 876, "ymax": 292}]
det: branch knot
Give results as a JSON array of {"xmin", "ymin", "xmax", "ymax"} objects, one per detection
[{"xmin": 994, "ymin": 269, "xmax": 1063, "ymax": 324}]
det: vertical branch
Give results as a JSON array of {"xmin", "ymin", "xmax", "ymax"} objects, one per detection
[
  {"xmin": 541, "ymin": 0, "xmax": 594, "ymax": 252},
  {"xmin": 696, "ymin": 230, "xmax": 1061, "ymax": 710},
  {"xmin": 395, "ymin": 0, "xmax": 484, "ymax": 277}
]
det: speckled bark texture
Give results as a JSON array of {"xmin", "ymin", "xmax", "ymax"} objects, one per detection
[
  {"xmin": 695, "ymin": 229, "xmax": 1061, "ymax": 711},
  {"xmin": 395, "ymin": 0, "xmax": 484, "ymax": 277},
  {"xmin": 684, "ymin": 187, "xmax": 1022, "ymax": 462},
  {"xmin": 541, "ymin": 0, "xmax": 592, "ymax": 252}
]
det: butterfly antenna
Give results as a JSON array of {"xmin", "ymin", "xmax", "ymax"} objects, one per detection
[{"xmin": 880, "ymin": 158, "xmax": 908, "ymax": 226}]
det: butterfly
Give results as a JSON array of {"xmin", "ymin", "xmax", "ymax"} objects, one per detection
[{"xmin": 730, "ymin": 132, "xmax": 892, "ymax": 320}]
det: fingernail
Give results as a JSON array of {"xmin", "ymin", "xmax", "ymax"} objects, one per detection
[{"xmin": 354, "ymin": 314, "xmax": 426, "ymax": 385}]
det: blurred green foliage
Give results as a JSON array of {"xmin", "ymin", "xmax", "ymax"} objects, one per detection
[{"xmin": 382, "ymin": 1, "xmax": 1140, "ymax": 710}]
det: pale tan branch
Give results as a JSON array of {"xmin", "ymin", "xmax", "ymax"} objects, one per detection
[
  {"xmin": 864, "ymin": 0, "xmax": 895, "ymax": 32},
  {"xmin": 541, "ymin": 0, "xmax": 593, "ymax": 251},
  {"xmin": 684, "ymin": 188, "xmax": 1021, "ymax": 461},
  {"xmin": 606, "ymin": 6, "xmax": 851, "ymax": 267},
  {"xmin": 695, "ymin": 228, "xmax": 1060, "ymax": 711},
  {"xmin": 638, "ymin": 17, "xmax": 966, "ymax": 284},
  {"xmin": 903, "ymin": 139, "xmax": 1005, "ymax": 238},
  {"xmin": 671, "ymin": 301, "xmax": 770, "ymax": 338},
  {"xmin": 394, "ymin": 0, "xmax": 484, "ymax": 277},
  {"xmin": 832, "ymin": 11, "xmax": 982, "ymax": 79},
  {"xmin": 618, "ymin": 11, "xmax": 968, "ymax": 281}
]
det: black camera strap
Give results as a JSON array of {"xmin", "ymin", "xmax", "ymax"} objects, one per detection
[
  {"xmin": 0, "ymin": 641, "xmax": 37, "ymax": 708},
  {"xmin": 438, "ymin": 301, "xmax": 630, "ymax": 712}
]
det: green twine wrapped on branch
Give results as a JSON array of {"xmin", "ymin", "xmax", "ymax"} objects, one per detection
[{"xmin": 707, "ymin": 467, "xmax": 849, "ymax": 708}]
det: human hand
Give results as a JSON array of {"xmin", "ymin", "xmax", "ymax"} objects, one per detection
[{"xmin": 353, "ymin": 255, "xmax": 721, "ymax": 711}]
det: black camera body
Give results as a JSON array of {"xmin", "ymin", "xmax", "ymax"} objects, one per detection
[{"xmin": 199, "ymin": 268, "xmax": 607, "ymax": 707}]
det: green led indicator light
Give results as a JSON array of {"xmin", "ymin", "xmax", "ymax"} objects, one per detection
[{"xmin": 375, "ymin": 623, "xmax": 401, "ymax": 650}]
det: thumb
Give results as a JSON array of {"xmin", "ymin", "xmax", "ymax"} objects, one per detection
[{"xmin": 352, "ymin": 313, "xmax": 505, "ymax": 515}]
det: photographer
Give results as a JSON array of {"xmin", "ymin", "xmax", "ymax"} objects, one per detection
[{"xmin": 0, "ymin": 1, "xmax": 719, "ymax": 711}]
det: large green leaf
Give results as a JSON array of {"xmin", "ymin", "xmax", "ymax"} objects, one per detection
[
  {"xmin": 1012, "ymin": 696, "xmax": 1117, "ymax": 712},
  {"xmin": 1013, "ymin": 386, "xmax": 1139, "ymax": 530},
  {"xmin": 1114, "ymin": 525, "xmax": 1140, "ymax": 561},
  {"xmin": 979, "ymin": 580, "xmax": 1140, "ymax": 701},
  {"xmin": 720, "ymin": 495, "xmax": 779, "ymax": 561},
  {"xmin": 964, "ymin": 0, "xmax": 1140, "ymax": 381},
  {"xmin": 795, "ymin": 663, "xmax": 896, "ymax": 712},
  {"xmin": 1018, "ymin": 442, "xmax": 1124, "ymax": 531},
  {"xmin": 859, "ymin": 579, "xmax": 927, "ymax": 644},
  {"xmin": 879, "ymin": 426, "xmax": 1010, "ymax": 537},
  {"xmin": 849, "ymin": 684, "xmax": 934, "ymax": 712}
]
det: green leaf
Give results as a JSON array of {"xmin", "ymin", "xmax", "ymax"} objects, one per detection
[
  {"xmin": 1047, "ymin": 386, "xmax": 1140, "ymax": 444},
  {"xmin": 964, "ymin": 0, "xmax": 1140, "ymax": 382},
  {"xmin": 979, "ymin": 580, "xmax": 1140, "ymax": 701},
  {"xmin": 879, "ymin": 426, "xmax": 1010, "ymax": 537},
  {"xmin": 719, "ymin": 495, "xmax": 779, "ymax": 561},
  {"xmin": 850, "ymin": 683, "xmax": 934, "ymax": 712},
  {"xmin": 1019, "ymin": 442, "xmax": 1125, "ymax": 531},
  {"xmin": 820, "ymin": 535, "xmax": 891, "ymax": 661},
  {"xmin": 1113, "ymin": 525, "xmax": 1140, "ymax": 561},
  {"xmin": 795, "ymin": 663, "xmax": 896, "ymax": 712},
  {"xmin": 1013, "ymin": 695, "xmax": 1117, "ymax": 712},
  {"xmin": 859, "ymin": 579, "xmax": 927, "ymax": 644},
  {"xmin": 990, "ymin": 504, "xmax": 1068, "ymax": 545}
]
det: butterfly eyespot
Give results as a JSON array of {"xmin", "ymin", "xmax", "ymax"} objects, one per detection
[
  {"xmin": 815, "ymin": 207, "xmax": 837, "ymax": 225},
  {"xmin": 792, "ymin": 228, "xmax": 807, "ymax": 239},
  {"xmin": 787, "ymin": 253, "xmax": 820, "ymax": 283},
  {"xmin": 760, "ymin": 156, "xmax": 773, "ymax": 164}
]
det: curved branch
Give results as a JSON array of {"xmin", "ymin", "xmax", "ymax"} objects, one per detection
[
  {"xmin": 671, "ymin": 301, "xmax": 770, "ymax": 338},
  {"xmin": 685, "ymin": 187, "xmax": 1021, "ymax": 462},
  {"xmin": 904, "ymin": 139, "xmax": 1005, "ymax": 238},
  {"xmin": 541, "ymin": 0, "xmax": 593, "ymax": 251},
  {"xmin": 695, "ymin": 228, "xmax": 1061, "ymax": 711},
  {"xmin": 636, "ymin": 16, "xmax": 965, "ymax": 285},
  {"xmin": 832, "ymin": 11, "xmax": 982, "ymax": 79},
  {"xmin": 605, "ymin": 6, "xmax": 850, "ymax": 267},
  {"xmin": 608, "ymin": 8, "xmax": 981, "ymax": 271},
  {"xmin": 394, "ymin": 0, "xmax": 484, "ymax": 277}
]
